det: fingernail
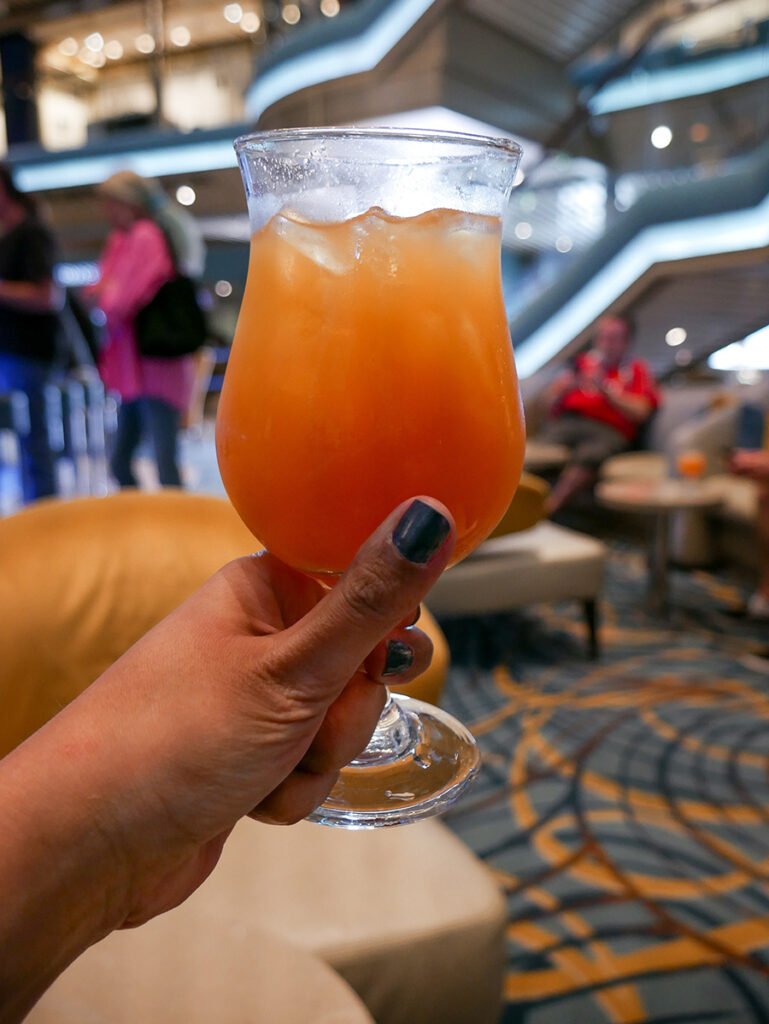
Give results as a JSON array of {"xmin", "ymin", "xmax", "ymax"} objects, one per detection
[
  {"xmin": 392, "ymin": 500, "xmax": 450, "ymax": 564},
  {"xmin": 383, "ymin": 640, "xmax": 414, "ymax": 676}
]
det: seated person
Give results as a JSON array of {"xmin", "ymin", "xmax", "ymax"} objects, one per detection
[
  {"xmin": 729, "ymin": 446, "xmax": 769, "ymax": 621},
  {"xmin": 538, "ymin": 314, "xmax": 659, "ymax": 516}
]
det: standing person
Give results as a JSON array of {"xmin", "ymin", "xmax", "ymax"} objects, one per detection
[
  {"xmin": 88, "ymin": 171, "xmax": 205, "ymax": 489},
  {"xmin": 0, "ymin": 164, "xmax": 61, "ymax": 502},
  {"xmin": 538, "ymin": 314, "xmax": 659, "ymax": 516}
]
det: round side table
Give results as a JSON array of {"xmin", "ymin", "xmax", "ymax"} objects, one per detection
[{"xmin": 595, "ymin": 478, "xmax": 723, "ymax": 615}]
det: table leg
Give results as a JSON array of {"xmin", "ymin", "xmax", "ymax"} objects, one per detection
[{"xmin": 647, "ymin": 511, "xmax": 670, "ymax": 615}]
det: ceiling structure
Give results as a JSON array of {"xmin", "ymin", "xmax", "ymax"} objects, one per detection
[
  {"xmin": 465, "ymin": 0, "xmax": 648, "ymax": 64},
  {"xmin": 515, "ymin": 242, "xmax": 769, "ymax": 391},
  {"xmin": 632, "ymin": 258, "xmax": 769, "ymax": 379}
]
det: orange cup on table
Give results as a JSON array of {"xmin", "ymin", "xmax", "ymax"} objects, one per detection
[{"xmin": 676, "ymin": 449, "xmax": 707, "ymax": 480}]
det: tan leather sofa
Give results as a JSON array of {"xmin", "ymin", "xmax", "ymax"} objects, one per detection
[{"xmin": 1, "ymin": 491, "xmax": 506, "ymax": 1024}]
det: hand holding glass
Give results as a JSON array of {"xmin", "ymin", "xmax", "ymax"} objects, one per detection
[{"xmin": 216, "ymin": 128, "xmax": 525, "ymax": 827}]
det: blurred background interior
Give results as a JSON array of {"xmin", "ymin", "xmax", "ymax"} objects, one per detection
[{"xmin": 3, "ymin": 1, "xmax": 769, "ymax": 1022}]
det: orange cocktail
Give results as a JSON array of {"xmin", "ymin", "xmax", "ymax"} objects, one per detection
[
  {"xmin": 677, "ymin": 450, "xmax": 707, "ymax": 479},
  {"xmin": 216, "ymin": 206, "xmax": 525, "ymax": 576}
]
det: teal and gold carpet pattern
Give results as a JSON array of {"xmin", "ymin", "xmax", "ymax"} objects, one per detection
[{"xmin": 439, "ymin": 545, "xmax": 769, "ymax": 1024}]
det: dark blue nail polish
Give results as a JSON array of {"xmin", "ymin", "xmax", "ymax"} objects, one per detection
[
  {"xmin": 383, "ymin": 640, "xmax": 414, "ymax": 676},
  {"xmin": 392, "ymin": 500, "xmax": 450, "ymax": 565}
]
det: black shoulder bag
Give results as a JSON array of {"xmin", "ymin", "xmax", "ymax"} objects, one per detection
[{"xmin": 134, "ymin": 235, "xmax": 208, "ymax": 360}]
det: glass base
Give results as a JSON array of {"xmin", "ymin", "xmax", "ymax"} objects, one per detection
[{"xmin": 305, "ymin": 695, "xmax": 480, "ymax": 829}]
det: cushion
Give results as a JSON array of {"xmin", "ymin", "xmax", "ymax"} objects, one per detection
[{"xmin": 427, "ymin": 520, "xmax": 607, "ymax": 616}]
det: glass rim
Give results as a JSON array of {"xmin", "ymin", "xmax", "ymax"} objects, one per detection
[{"xmin": 233, "ymin": 125, "xmax": 522, "ymax": 160}]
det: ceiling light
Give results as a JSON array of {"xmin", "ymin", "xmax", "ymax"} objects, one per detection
[
  {"xmin": 675, "ymin": 349, "xmax": 692, "ymax": 367},
  {"xmin": 514, "ymin": 221, "xmax": 533, "ymax": 240},
  {"xmin": 135, "ymin": 34, "xmax": 156, "ymax": 54},
  {"xmin": 736, "ymin": 368, "xmax": 762, "ymax": 385},
  {"xmin": 170, "ymin": 26, "xmax": 191, "ymax": 47},
  {"xmin": 176, "ymin": 185, "xmax": 196, "ymax": 206},
  {"xmin": 651, "ymin": 125, "xmax": 673, "ymax": 149},
  {"xmin": 241, "ymin": 11, "xmax": 261, "ymax": 31},
  {"xmin": 320, "ymin": 0, "xmax": 340, "ymax": 15},
  {"xmin": 45, "ymin": 52, "xmax": 70, "ymax": 70},
  {"xmin": 224, "ymin": 3, "xmax": 243, "ymax": 23},
  {"xmin": 215, "ymin": 280, "xmax": 233, "ymax": 298},
  {"xmin": 79, "ymin": 48, "xmax": 105, "ymax": 67},
  {"xmin": 555, "ymin": 235, "xmax": 573, "ymax": 253},
  {"xmin": 104, "ymin": 40, "xmax": 123, "ymax": 60},
  {"xmin": 85, "ymin": 32, "xmax": 104, "ymax": 52},
  {"xmin": 282, "ymin": 4, "xmax": 301, "ymax": 24},
  {"xmin": 689, "ymin": 122, "xmax": 710, "ymax": 143},
  {"xmin": 58, "ymin": 37, "xmax": 79, "ymax": 57},
  {"xmin": 665, "ymin": 326, "xmax": 687, "ymax": 346},
  {"xmin": 514, "ymin": 168, "xmax": 525, "ymax": 186}
]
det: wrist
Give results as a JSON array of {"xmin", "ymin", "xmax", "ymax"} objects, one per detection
[{"xmin": 0, "ymin": 714, "xmax": 132, "ymax": 1018}]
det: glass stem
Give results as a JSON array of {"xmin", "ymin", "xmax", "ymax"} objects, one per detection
[{"xmin": 350, "ymin": 688, "xmax": 416, "ymax": 766}]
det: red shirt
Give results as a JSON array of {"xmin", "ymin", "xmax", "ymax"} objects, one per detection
[{"xmin": 558, "ymin": 353, "xmax": 659, "ymax": 440}]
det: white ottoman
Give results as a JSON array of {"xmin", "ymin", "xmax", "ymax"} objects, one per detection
[{"xmin": 427, "ymin": 521, "xmax": 608, "ymax": 657}]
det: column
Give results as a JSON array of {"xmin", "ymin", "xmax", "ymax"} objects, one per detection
[{"xmin": 0, "ymin": 31, "xmax": 39, "ymax": 147}]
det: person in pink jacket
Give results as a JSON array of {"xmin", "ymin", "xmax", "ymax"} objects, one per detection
[{"xmin": 89, "ymin": 171, "xmax": 205, "ymax": 488}]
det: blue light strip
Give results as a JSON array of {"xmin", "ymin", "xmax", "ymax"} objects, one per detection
[
  {"xmin": 54, "ymin": 261, "xmax": 100, "ymax": 287},
  {"xmin": 15, "ymin": 139, "xmax": 238, "ymax": 193},
  {"xmin": 245, "ymin": 0, "xmax": 436, "ymax": 120},
  {"xmin": 589, "ymin": 46, "xmax": 769, "ymax": 114},
  {"xmin": 514, "ymin": 190, "xmax": 769, "ymax": 379}
]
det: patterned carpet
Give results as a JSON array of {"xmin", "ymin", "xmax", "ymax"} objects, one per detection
[{"xmin": 438, "ymin": 544, "xmax": 769, "ymax": 1024}]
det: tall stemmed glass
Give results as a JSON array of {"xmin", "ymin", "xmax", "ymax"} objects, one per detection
[{"xmin": 217, "ymin": 128, "xmax": 525, "ymax": 828}]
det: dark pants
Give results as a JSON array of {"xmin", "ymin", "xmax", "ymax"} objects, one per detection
[
  {"xmin": 0, "ymin": 352, "xmax": 56, "ymax": 502},
  {"xmin": 111, "ymin": 396, "xmax": 182, "ymax": 488}
]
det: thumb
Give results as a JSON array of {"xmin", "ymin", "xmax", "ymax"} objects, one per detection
[{"xmin": 270, "ymin": 497, "xmax": 454, "ymax": 700}]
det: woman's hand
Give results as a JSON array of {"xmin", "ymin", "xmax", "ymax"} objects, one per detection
[
  {"xmin": 729, "ymin": 448, "xmax": 769, "ymax": 481},
  {"xmin": 0, "ymin": 497, "xmax": 454, "ymax": 1022}
]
